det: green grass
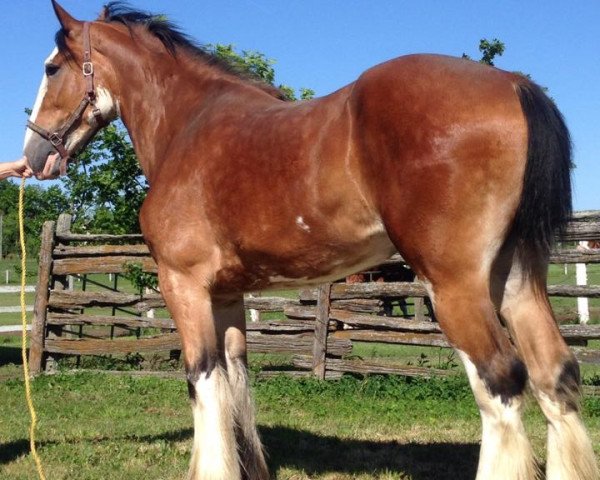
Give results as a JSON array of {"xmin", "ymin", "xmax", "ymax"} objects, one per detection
[
  {"xmin": 0, "ymin": 257, "xmax": 38, "ymax": 285},
  {"xmin": 0, "ymin": 371, "xmax": 599, "ymax": 479},
  {"xmin": 0, "ymin": 264, "xmax": 599, "ymax": 478}
]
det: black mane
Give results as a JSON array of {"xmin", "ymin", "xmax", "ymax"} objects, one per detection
[
  {"xmin": 56, "ymin": 2, "xmax": 288, "ymax": 100},
  {"xmin": 101, "ymin": 2, "xmax": 199, "ymax": 57}
]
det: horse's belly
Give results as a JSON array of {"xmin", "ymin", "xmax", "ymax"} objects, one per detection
[{"xmin": 249, "ymin": 225, "xmax": 397, "ymax": 291}]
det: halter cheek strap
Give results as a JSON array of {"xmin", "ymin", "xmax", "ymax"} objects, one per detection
[{"xmin": 26, "ymin": 22, "xmax": 106, "ymax": 174}]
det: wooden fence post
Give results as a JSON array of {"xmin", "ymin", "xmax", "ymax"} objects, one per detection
[
  {"xmin": 29, "ymin": 220, "xmax": 56, "ymax": 375},
  {"xmin": 56, "ymin": 213, "xmax": 72, "ymax": 235},
  {"xmin": 413, "ymin": 297, "xmax": 425, "ymax": 322},
  {"xmin": 312, "ymin": 283, "xmax": 332, "ymax": 380},
  {"xmin": 46, "ymin": 213, "xmax": 73, "ymax": 371}
]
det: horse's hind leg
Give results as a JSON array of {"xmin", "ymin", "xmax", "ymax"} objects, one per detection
[
  {"xmin": 215, "ymin": 297, "xmax": 269, "ymax": 480},
  {"xmin": 427, "ymin": 272, "xmax": 538, "ymax": 480},
  {"xmin": 492, "ymin": 249, "xmax": 599, "ymax": 480}
]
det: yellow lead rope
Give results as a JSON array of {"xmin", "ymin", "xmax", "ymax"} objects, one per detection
[{"xmin": 19, "ymin": 177, "xmax": 46, "ymax": 480}]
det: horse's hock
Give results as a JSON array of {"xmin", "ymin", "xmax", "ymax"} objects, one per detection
[{"xmin": 28, "ymin": 212, "xmax": 600, "ymax": 377}]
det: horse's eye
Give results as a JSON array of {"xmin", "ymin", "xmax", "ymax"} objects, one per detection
[{"xmin": 45, "ymin": 64, "xmax": 60, "ymax": 76}]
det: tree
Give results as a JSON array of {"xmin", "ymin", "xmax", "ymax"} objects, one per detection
[
  {"xmin": 462, "ymin": 38, "xmax": 505, "ymax": 66},
  {"xmin": 462, "ymin": 38, "xmax": 548, "ymax": 96},
  {"xmin": 209, "ymin": 44, "xmax": 314, "ymax": 100},
  {"xmin": 0, "ymin": 180, "xmax": 69, "ymax": 256},
  {"xmin": 60, "ymin": 123, "xmax": 147, "ymax": 234}
]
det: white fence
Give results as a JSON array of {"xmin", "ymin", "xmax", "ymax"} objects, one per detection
[{"xmin": 0, "ymin": 285, "xmax": 35, "ymax": 335}]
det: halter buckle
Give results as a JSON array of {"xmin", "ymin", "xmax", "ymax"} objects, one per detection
[
  {"xmin": 83, "ymin": 62, "xmax": 94, "ymax": 76},
  {"xmin": 49, "ymin": 133, "xmax": 63, "ymax": 147}
]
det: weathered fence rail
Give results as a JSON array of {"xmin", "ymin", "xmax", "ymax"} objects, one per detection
[{"xmin": 27, "ymin": 211, "xmax": 600, "ymax": 379}]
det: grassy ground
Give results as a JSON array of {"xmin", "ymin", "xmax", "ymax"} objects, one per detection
[
  {"xmin": 0, "ymin": 263, "xmax": 599, "ymax": 477},
  {"xmin": 0, "ymin": 371, "xmax": 599, "ymax": 480}
]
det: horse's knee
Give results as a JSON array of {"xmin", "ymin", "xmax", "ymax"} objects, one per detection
[
  {"xmin": 554, "ymin": 357, "xmax": 581, "ymax": 412},
  {"xmin": 478, "ymin": 354, "xmax": 528, "ymax": 404},
  {"xmin": 528, "ymin": 352, "xmax": 581, "ymax": 414},
  {"xmin": 460, "ymin": 350, "xmax": 528, "ymax": 406}
]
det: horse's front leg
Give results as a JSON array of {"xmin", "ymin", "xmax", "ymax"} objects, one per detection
[
  {"xmin": 158, "ymin": 266, "xmax": 242, "ymax": 480},
  {"xmin": 217, "ymin": 297, "xmax": 269, "ymax": 480}
]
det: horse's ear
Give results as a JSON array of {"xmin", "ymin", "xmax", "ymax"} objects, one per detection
[{"xmin": 51, "ymin": 0, "xmax": 79, "ymax": 33}]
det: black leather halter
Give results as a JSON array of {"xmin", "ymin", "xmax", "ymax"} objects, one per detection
[{"xmin": 26, "ymin": 22, "xmax": 106, "ymax": 172}]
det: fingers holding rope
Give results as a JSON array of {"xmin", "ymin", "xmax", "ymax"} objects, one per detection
[{"xmin": 0, "ymin": 156, "xmax": 34, "ymax": 180}]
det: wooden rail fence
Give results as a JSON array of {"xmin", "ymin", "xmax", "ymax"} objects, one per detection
[{"xmin": 27, "ymin": 211, "xmax": 600, "ymax": 378}]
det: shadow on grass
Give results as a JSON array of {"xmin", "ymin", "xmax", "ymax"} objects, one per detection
[
  {"xmin": 0, "ymin": 439, "xmax": 29, "ymax": 465},
  {"xmin": 261, "ymin": 425, "xmax": 479, "ymax": 480},
  {"xmin": 0, "ymin": 426, "xmax": 479, "ymax": 479},
  {"xmin": 0, "ymin": 345, "xmax": 21, "ymax": 366}
]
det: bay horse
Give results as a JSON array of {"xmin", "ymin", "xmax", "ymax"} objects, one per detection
[{"xmin": 23, "ymin": 2, "xmax": 598, "ymax": 479}]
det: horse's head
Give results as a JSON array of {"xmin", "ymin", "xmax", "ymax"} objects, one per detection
[{"xmin": 23, "ymin": 1, "xmax": 119, "ymax": 179}]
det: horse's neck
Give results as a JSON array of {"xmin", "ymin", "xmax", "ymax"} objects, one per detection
[{"xmin": 115, "ymin": 59, "xmax": 275, "ymax": 183}]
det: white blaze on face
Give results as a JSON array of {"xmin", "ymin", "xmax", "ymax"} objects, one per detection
[{"xmin": 23, "ymin": 48, "xmax": 58, "ymax": 152}]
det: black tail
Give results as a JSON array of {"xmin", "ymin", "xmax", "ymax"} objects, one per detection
[{"xmin": 513, "ymin": 80, "xmax": 572, "ymax": 277}]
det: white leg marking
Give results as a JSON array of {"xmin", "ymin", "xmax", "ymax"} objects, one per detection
[
  {"xmin": 458, "ymin": 351, "xmax": 539, "ymax": 480},
  {"xmin": 535, "ymin": 391, "xmax": 599, "ymax": 480},
  {"xmin": 189, "ymin": 367, "xmax": 240, "ymax": 480}
]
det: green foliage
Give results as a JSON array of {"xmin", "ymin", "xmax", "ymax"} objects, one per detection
[
  {"xmin": 60, "ymin": 123, "xmax": 148, "ymax": 234},
  {"xmin": 1, "ymin": 369, "xmax": 599, "ymax": 478},
  {"xmin": 254, "ymin": 372, "xmax": 473, "ymax": 403},
  {"xmin": 462, "ymin": 37, "xmax": 505, "ymax": 66},
  {"xmin": 209, "ymin": 43, "xmax": 315, "ymax": 101},
  {"xmin": 478, "ymin": 38, "xmax": 505, "ymax": 66},
  {"xmin": 300, "ymin": 87, "xmax": 316, "ymax": 100},
  {"xmin": 122, "ymin": 261, "xmax": 159, "ymax": 293},
  {"xmin": 0, "ymin": 180, "xmax": 69, "ymax": 256},
  {"xmin": 210, "ymin": 44, "xmax": 277, "ymax": 84},
  {"xmin": 57, "ymin": 352, "xmax": 146, "ymax": 371}
]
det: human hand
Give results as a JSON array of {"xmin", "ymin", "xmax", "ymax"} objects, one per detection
[
  {"xmin": 0, "ymin": 157, "xmax": 33, "ymax": 179},
  {"xmin": 0, "ymin": 157, "xmax": 34, "ymax": 180},
  {"xmin": 13, "ymin": 157, "xmax": 34, "ymax": 178}
]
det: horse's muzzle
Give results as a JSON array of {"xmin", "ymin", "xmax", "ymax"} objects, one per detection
[{"xmin": 23, "ymin": 135, "xmax": 67, "ymax": 179}]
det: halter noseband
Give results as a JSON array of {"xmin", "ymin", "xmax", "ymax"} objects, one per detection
[{"xmin": 27, "ymin": 22, "xmax": 106, "ymax": 173}]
